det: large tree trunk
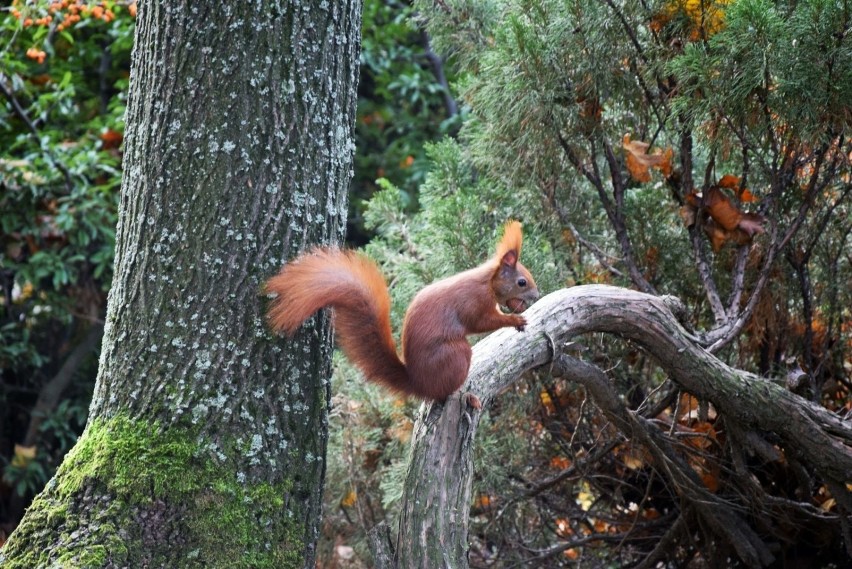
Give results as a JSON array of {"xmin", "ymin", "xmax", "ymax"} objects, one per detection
[
  {"xmin": 392, "ymin": 285, "xmax": 852, "ymax": 568},
  {"xmin": 0, "ymin": 1, "xmax": 361, "ymax": 567}
]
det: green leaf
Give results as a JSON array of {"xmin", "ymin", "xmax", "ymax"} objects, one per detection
[{"xmin": 59, "ymin": 70, "xmax": 73, "ymax": 89}]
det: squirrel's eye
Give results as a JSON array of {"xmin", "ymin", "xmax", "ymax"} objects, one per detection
[{"xmin": 518, "ymin": 278, "xmax": 527, "ymax": 287}]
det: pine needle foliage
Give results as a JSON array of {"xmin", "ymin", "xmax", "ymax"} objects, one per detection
[{"xmin": 344, "ymin": 0, "xmax": 852, "ymax": 566}]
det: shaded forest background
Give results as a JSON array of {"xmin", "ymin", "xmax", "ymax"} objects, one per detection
[{"xmin": 1, "ymin": 1, "xmax": 850, "ymax": 567}]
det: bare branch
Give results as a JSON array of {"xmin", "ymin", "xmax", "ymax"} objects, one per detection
[
  {"xmin": 540, "ymin": 178, "xmax": 626, "ymax": 280},
  {"xmin": 418, "ymin": 30, "xmax": 459, "ymax": 120},
  {"xmin": 555, "ymin": 129, "xmax": 654, "ymax": 290},
  {"xmin": 726, "ymin": 245, "xmax": 750, "ymax": 316},
  {"xmin": 676, "ymin": 128, "xmax": 726, "ymax": 323},
  {"xmin": 397, "ymin": 286, "xmax": 852, "ymax": 567},
  {"xmin": 600, "ymin": 137, "xmax": 656, "ymax": 294},
  {"xmin": 550, "ymin": 354, "xmax": 774, "ymax": 567}
]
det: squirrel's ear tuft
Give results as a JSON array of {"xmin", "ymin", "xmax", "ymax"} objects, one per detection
[{"xmin": 495, "ymin": 220, "xmax": 523, "ymax": 263}]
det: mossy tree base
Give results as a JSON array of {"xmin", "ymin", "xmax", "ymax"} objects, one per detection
[{"xmin": 2, "ymin": 416, "xmax": 301, "ymax": 568}]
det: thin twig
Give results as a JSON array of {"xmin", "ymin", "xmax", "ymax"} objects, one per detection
[{"xmin": 0, "ymin": 74, "xmax": 75, "ymax": 192}]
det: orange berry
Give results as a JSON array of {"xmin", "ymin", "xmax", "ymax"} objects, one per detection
[{"xmin": 26, "ymin": 48, "xmax": 47, "ymax": 63}]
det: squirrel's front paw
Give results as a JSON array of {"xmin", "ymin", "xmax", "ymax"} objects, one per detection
[{"xmin": 514, "ymin": 315, "xmax": 527, "ymax": 332}]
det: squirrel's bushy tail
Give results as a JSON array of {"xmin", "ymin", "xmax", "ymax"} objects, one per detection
[{"xmin": 265, "ymin": 248, "xmax": 409, "ymax": 394}]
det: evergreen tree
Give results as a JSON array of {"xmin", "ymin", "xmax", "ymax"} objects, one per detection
[{"xmin": 328, "ymin": 1, "xmax": 852, "ymax": 566}]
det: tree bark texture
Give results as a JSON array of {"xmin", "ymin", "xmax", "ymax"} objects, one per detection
[
  {"xmin": 0, "ymin": 1, "xmax": 361, "ymax": 567},
  {"xmin": 394, "ymin": 285, "xmax": 852, "ymax": 568}
]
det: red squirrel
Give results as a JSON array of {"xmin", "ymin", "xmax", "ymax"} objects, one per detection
[{"xmin": 265, "ymin": 221, "xmax": 539, "ymax": 407}]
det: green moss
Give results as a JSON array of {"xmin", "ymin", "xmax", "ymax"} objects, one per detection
[
  {"xmin": 56, "ymin": 545, "xmax": 107, "ymax": 567},
  {"xmin": 1, "ymin": 415, "xmax": 305, "ymax": 568},
  {"xmin": 53, "ymin": 415, "xmax": 199, "ymax": 502}
]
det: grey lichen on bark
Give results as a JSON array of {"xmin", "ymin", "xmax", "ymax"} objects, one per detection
[{"xmin": 0, "ymin": 1, "xmax": 363, "ymax": 567}]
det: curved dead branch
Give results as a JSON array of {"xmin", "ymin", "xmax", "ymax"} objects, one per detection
[{"xmin": 394, "ymin": 285, "xmax": 852, "ymax": 568}]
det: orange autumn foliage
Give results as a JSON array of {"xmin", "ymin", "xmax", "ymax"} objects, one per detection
[
  {"xmin": 650, "ymin": 0, "xmax": 731, "ymax": 42},
  {"xmin": 717, "ymin": 174, "xmax": 740, "ymax": 189},
  {"xmin": 540, "ymin": 389, "xmax": 555, "ymax": 413},
  {"xmin": 703, "ymin": 187, "xmax": 748, "ymax": 231},
  {"xmin": 682, "ymin": 176, "xmax": 765, "ymax": 252},
  {"xmin": 99, "ymin": 129, "xmax": 124, "ymax": 150},
  {"xmin": 550, "ymin": 456, "xmax": 572, "ymax": 470},
  {"xmin": 791, "ymin": 314, "xmax": 829, "ymax": 359},
  {"xmin": 700, "ymin": 469, "xmax": 721, "ymax": 493},
  {"xmin": 739, "ymin": 188, "xmax": 757, "ymax": 203},
  {"xmin": 623, "ymin": 134, "xmax": 674, "ymax": 183},
  {"xmin": 474, "ymin": 494, "xmax": 495, "ymax": 510},
  {"xmin": 555, "ymin": 518, "xmax": 573, "ymax": 538},
  {"xmin": 340, "ymin": 489, "xmax": 357, "ymax": 508},
  {"xmin": 717, "ymin": 174, "xmax": 758, "ymax": 202}
]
